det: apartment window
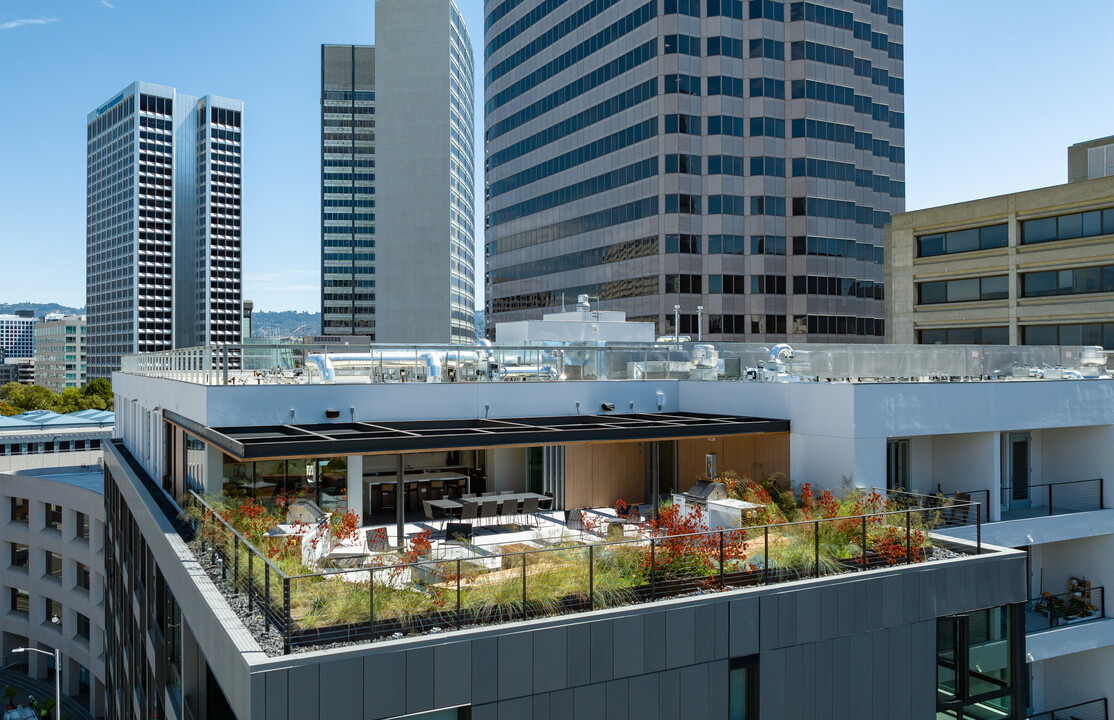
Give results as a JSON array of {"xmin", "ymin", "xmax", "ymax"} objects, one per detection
[
  {"xmin": 45, "ymin": 551, "xmax": 62, "ymax": 580},
  {"xmin": 44, "ymin": 597, "xmax": 62, "ymax": 627},
  {"xmin": 1022, "ymin": 266, "xmax": 1114, "ymax": 298},
  {"xmin": 752, "ymin": 315, "xmax": 787, "ymax": 334},
  {"xmin": 729, "ymin": 655, "xmax": 759, "ymax": 719},
  {"xmin": 918, "ymin": 276, "xmax": 1009, "ymax": 304},
  {"xmin": 10, "ymin": 543, "xmax": 28, "ymax": 569},
  {"xmin": 44, "ymin": 504, "xmax": 62, "ymax": 531},
  {"xmin": 918, "ymin": 327, "xmax": 1009, "ymax": 346},
  {"xmin": 76, "ymin": 613, "xmax": 91, "ymax": 641},
  {"xmin": 75, "ymin": 512, "xmax": 90, "ymax": 541},
  {"xmin": 1022, "ymin": 207, "xmax": 1114, "ymax": 244},
  {"xmin": 709, "ymin": 314, "xmax": 747, "ymax": 334},
  {"xmin": 937, "ymin": 605, "xmax": 1023, "ymax": 718},
  {"xmin": 10, "ymin": 588, "xmax": 29, "ymax": 615},
  {"xmin": 76, "ymin": 562, "xmax": 91, "ymax": 591},
  {"xmin": 917, "ymin": 223, "xmax": 1008, "ymax": 257},
  {"xmin": 10, "ymin": 497, "xmax": 28, "ymax": 523},
  {"xmin": 665, "ymin": 274, "xmax": 703, "ymax": 294},
  {"xmin": 1021, "ymin": 323, "xmax": 1114, "ymax": 347},
  {"xmin": 665, "ymin": 234, "xmax": 701, "ymax": 253}
]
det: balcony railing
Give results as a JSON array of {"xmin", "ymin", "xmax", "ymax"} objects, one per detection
[
  {"xmin": 119, "ymin": 341, "xmax": 1102, "ymax": 386},
  {"xmin": 1001, "ymin": 478, "xmax": 1104, "ymax": 518},
  {"xmin": 1029, "ymin": 699, "xmax": 1108, "ymax": 720},
  {"xmin": 875, "ymin": 488, "xmax": 987, "ymax": 525},
  {"xmin": 185, "ymin": 490, "xmax": 984, "ymax": 655},
  {"xmin": 1025, "ymin": 587, "xmax": 1105, "ymax": 634}
]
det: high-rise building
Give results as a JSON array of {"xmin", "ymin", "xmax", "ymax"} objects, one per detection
[
  {"xmin": 33, "ymin": 314, "xmax": 87, "ymax": 391},
  {"xmin": 321, "ymin": 45, "xmax": 377, "ymax": 337},
  {"xmin": 0, "ymin": 312, "xmax": 36, "ymax": 359},
  {"xmin": 483, "ymin": 0, "xmax": 905, "ymax": 341},
  {"xmin": 321, "ymin": 0, "xmax": 476, "ymax": 343},
  {"xmin": 86, "ymin": 81, "xmax": 244, "ymax": 379}
]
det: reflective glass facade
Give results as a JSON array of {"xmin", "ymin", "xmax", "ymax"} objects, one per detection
[
  {"xmin": 86, "ymin": 82, "xmax": 242, "ymax": 379},
  {"xmin": 321, "ymin": 45, "xmax": 378, "ymax": 336},
  {"xmin": 484, "ymin": 0, "xmax": 904, "ymax": 341}
]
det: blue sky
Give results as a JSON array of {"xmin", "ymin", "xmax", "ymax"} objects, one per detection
[{"xmin": 1, "ymin": 1, "xmax": 1113, "ymax": 312}]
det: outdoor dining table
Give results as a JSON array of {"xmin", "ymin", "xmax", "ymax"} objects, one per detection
[{"xmin": 427, "ymin": 491, "xmax": 549, "ymax": 514}]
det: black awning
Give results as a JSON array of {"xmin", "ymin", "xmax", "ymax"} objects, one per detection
[{"xmin": 163, "ymin": 410, "xmax": 789, "ymax": 460}]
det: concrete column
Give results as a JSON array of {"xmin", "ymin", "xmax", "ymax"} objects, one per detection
[
  {"xmin": 204, "ymin": 445, "xmax": 225, "ymax": 495},
  {"xmin": 346, "ymin": 455, "xmax": 364, "ymax": 521}
]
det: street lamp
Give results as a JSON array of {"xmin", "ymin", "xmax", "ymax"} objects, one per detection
[{"xmin": 11, "ymin": 644, "xmax": 60, "ymax": 720}]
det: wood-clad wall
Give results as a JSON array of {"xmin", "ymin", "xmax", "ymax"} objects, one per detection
[
  {"xmin": 563, "ymin": 442, "xmax": 646, "ymax": 509},
  {"xmin": 676, "ymin": 433, "xmax": 790, "ymax": 492}
]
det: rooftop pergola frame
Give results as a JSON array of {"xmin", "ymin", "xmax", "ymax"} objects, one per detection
[
  {"xmin": 162, "ymin": 410, "xmax": 789, "ymax": 461},
  {"xmin": 164, "ymin": 410, "xmax": 790, "ymax": 544}
]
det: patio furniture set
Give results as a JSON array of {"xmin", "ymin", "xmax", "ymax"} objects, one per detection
[{"xmin": 422, "ymin": 491, "xmax": 550, "ymax": 534}]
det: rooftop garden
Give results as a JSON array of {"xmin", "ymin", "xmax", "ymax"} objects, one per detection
[{"xmin": 184, "ymin": 474, "xmax": 979, "ymax": 655}]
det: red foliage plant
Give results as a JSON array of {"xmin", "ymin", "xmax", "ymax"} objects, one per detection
[{"xmin": 639, "ymin": 502, "xmax": 748, "ymax": 581}]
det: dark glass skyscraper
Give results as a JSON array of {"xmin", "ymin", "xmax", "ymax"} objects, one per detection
[{"xmin": 483, "ymin": 0, "xmax": 904, "ymax": 341}]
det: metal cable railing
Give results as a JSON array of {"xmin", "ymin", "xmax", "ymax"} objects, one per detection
[
  {"xmin": 1025, "ymin": 587, "xmax": 1105, "ymax": 633},
  {"xmin": 1028, "ymin": 698, "xmax": 1108, "ymax": 720},
  {"xmin": 186, "ymin": 491, "xmax": 983, "ymax": 654}
]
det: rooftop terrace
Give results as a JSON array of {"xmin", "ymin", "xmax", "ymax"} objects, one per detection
[{"xmin": 181, "ymin": 477, "xmax": 990, "ymax": 656}]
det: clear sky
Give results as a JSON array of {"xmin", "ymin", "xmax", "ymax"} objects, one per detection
[{"xmin": 1, "ymin": 1, "xmax": 1113, "ymax": 312}]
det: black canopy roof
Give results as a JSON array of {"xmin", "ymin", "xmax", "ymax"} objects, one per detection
[{"xmin": 164, "ymin": 410, "xmax": 789, "ymax": 460}]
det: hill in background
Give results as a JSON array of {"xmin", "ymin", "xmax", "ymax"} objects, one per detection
[{"xmin": 0, "ymin": 302, "xmax": 84, "ymax": 317}]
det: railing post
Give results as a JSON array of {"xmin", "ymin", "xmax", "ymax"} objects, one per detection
[
  {"xmin": 521, "ymin": 553, "xmax": 528, "ymax": 621},
  {"xmin": 905, "ymin": 510, "xmax": 912, "ymax": 564},
  {"xmin": 265, "ymin": 565, "xmax": 271, "ymax": 633},
  {"xmin": 247, "ymin": 552, "xmax": 254, "ymax": 612},
  {"xmin": 861, "ymin": 515, "xmax": 868, "ymax": 568},
  {"xmin": 283, "ymin": 577, "xmax": 291, "ymax": 655},
  {"xmin": 720, "ymin": 529, "xmax": 726, "ymax": 589},
  {"xmin": 234, "ymin": 535, "xmax": 239, "ymax": 585},
  {"xmin": 814, "ymin": 521, "xmax": 820, "ymax": 578},
  {"xmin": 368, "ymin": 567, "xmax": 376, "ymax": 638},
  {"xmin": 763, "ymin": 525, "xmax": 769, "ymax": 585},
  {"xmin": 1101, "ymin": 478, "xmax": 1105, "ymax": 510},
  {"xmin": 456, "ymin": 559, "xmax": 462, "ymax": 630},
  {"xmin": 1048, "ymin": 484, "xmax": 1053, "ymax": 516},
  {"xmin": 589, "ymin": 544, "xmax": 595, "ymax": 610},
  {"xmin": 650, "ymin": 538, "xmax": 657, "ymax": 599},
  {"xmin": 976, "ymin": 510, "xmax": 982, "ymax": 554}
]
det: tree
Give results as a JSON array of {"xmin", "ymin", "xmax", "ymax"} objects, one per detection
[
  {"xmin": 0, "ymin": 401, "xmax": 18, "ymax": 417},
  {"xmin": 82, "ymin": 378, "xmax": 113, "ymax": 405}
]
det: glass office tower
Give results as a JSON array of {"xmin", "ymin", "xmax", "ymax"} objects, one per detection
[
  {"xmin": 321, "ymin": 45, "xmax": 378, "ymax": 337},
  {"xmin": 86, "ymin": 81, "xmax": 243, "ymax": 378},
  {"xmin": 483, "ymin": 0, "xmax": 905, "ymax": 341},
  {"xmin": 321, "ymin": 0, "xmax": 476, "ymax": 343}
]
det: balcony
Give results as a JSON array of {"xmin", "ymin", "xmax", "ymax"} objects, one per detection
[{"xmin": 1029, "ymin": 699, "xmax": 1108, "ymax": 720}]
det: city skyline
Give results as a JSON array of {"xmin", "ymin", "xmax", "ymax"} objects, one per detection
[{"xmin": 1, "ymin": 0, "xmax": 1113, "ymax": 315}]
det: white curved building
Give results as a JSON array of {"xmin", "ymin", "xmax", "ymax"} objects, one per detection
[{"xmin": 1, "ymin": 466, "xmax": 106, "ymax": 718}]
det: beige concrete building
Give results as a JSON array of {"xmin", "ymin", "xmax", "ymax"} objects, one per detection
[{"xmin": 886, "ymin": 172, "xmax": 1114, "ymax": 345}]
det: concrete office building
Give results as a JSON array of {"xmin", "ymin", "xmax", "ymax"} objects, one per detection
[
  {"xmin": 887, "ymin": 156, "xmax": 1114, "ymax": 345},
  {"xmin": 322, "ymin": 0, "xmax": 477, "ymax": 343},
  {"xmin": 0, "ymin": 465, "xmax": 107, "ymax": 719},
  {"xmin": 34, "ymin": 315, "xmax": 87, "ymax": 392},
  {"xmin": 0, "ymin": 313, "xmax": 37, "ymax": 360},
  {"xmin": 97, "ymin": 339, "xmax": 1114, "ymax": 719},
  {"xmin": 86, "ymin": 81, "xmax": 243, "ymax": 380},
  {"xmin": 483, "ymin": 0, "xmax": 905, "ymax": 342}
]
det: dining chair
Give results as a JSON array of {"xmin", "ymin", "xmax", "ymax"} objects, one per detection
[
  {"xmin": 520, "ymin": 496, "xmax": 540, "ymax": 528},
  {"xmin": 479, "ymin": 499, "xmax": 499, "ymax": 528},
  {"xmin": 422, "ymin": 500, "xmax": 445, "ymax": 537},
  {"xmin": 499, "ymin": 497, "xmax": 518, "ymax": 526}
]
